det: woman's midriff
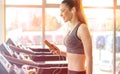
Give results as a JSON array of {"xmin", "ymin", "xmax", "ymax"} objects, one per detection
[{"xmin": 67, "ymin": 52, "xmax": 86, "ymax": 71}]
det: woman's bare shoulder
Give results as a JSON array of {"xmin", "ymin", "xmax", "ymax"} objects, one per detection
[
  {"xmin": 79, "ymin": 23, "xmax": 89, "ymax": 33},
  {"xmin": 77, "ymin": 23, "xmax": 91, "ymax": 38}
]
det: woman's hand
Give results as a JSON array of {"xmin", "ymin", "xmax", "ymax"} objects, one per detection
[
  {"xmin": 49, "ymin": 44, "xmax": 61, "ymax": 55},
  {"xmin": 44, "ymin": 40, "xmax": 61, "ymax": 55}
]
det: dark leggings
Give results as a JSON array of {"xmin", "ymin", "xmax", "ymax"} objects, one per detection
[{"xmin": 68, "ymin": 70, "xmax": 86, "ymax": 74}]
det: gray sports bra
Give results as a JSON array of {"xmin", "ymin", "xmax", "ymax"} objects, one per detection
[{"xmin": 64, "ymin": 23, "xmax": 84, "ymax": 54}]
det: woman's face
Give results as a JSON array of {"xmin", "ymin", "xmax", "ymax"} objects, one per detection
[{"xmin": 60, "ymin": 3, "xmax": 73, "ymax": 22}]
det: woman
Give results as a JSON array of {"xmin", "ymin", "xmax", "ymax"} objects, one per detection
[{"xmin": 44, "ymin": 0, "xmax": 92, "ymax": 74}]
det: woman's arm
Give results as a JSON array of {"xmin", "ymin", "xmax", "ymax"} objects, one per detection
[
  {"xmin": 49, "ymin": 44, "xmax": 67, "ymax": 57},
  {"xmin": 78, "ymin": 24, "xmax": 93, "ymax": 74},
  {"xmin": 44, "ymin": 40, "xmax": 67, "ymax": 57},
  {"xmin": 59, "ymin": 50, "xmax": 67, "ymax": 57}
]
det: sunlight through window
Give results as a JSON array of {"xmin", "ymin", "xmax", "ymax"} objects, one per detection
[
  {"xmin": 117, "ymin": 0, "xmax": 120, "ymax": 5},
  {"xmin": 6, "ymin": 0, "xmax": 42, "ymax": 5},
  {"xmin": 46, "ymin": 0, "xmax": 62, "ymax": 4},
  {"xmin": 83, "ymin": 0, "xmax": 113, "ymax": 7}
]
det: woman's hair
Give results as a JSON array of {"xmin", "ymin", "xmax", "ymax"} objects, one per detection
[{"xmin": 61, "ymin": 0, "xmax": 87, "ymax": 24}]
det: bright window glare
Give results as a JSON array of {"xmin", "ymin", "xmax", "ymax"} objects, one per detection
[
  {"xmin": 83, "ymin": 0, "xmax": 113, "ymax": 6},
  {"xmin": 46, "ymin": 0, "xmax": 62, "ymax": 4},
  {"xmin": 6, "ymin": 8, "xmax": 42, "ymax": 44},
  {"xmin": 46, "ymin": 8, "xmax": 62, "ymax": 23},
  {"xmin": 117, "ymin": 0, "xmax": 120, "ymax": 5},
  {"xmin": 85, "ymin": 8, "xmax": 113, "ymax": 19},
  {"xmin": 6, "ymin": 8, "xmax": 42, "ymax": 31},
  {"xmin": 6, "ymin": 0, "xmax": 42, "ymax": 5}
]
